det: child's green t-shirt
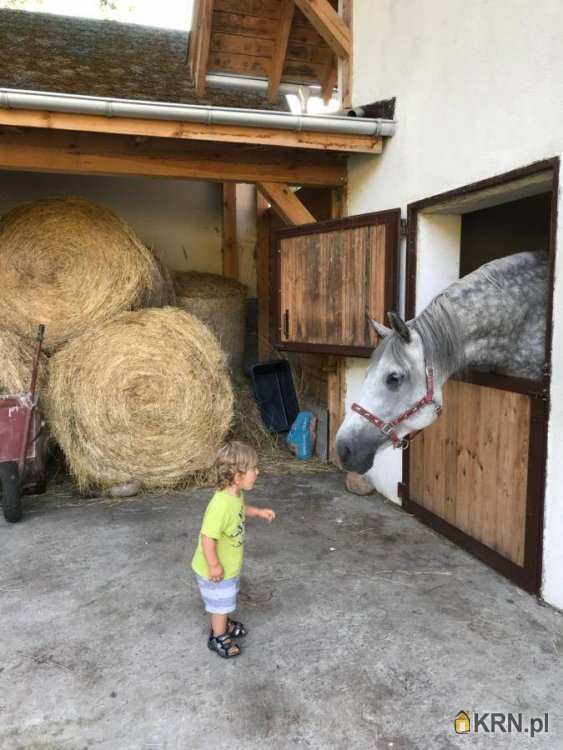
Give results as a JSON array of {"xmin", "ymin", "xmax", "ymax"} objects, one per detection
[{"xmin": 191, "ymin": 490, "xmax": 246, "ymax": 580}]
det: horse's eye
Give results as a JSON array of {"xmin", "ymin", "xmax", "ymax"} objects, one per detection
[{"xmin": 385, "ymin": 372, "xmax": 404, "ymax": 390}]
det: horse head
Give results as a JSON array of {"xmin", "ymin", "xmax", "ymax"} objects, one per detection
[{"xmin": 336, "ymin": 312, "xmax": 445, "ymax": 474}]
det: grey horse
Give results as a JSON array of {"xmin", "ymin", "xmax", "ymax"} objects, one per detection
[{"xmin": 336, "ymin": 251, "xmax": 548, "ymax": 474}]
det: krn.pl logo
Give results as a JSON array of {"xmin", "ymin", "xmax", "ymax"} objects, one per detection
[{"xmin": 454, "ymin": 711, "xmax": 471, "ymax": 734}]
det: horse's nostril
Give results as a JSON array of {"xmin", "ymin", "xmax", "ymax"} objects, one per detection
[{"xmin": 338, "ymin": 443, "xmax": 351, "ymax": 462}]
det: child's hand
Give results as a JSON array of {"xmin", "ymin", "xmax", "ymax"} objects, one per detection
[
  {"xmin": 259, "ymin": 508, "xmax": 276, "ymax": 523},
  {"xmin": 208, "ymin": 563, "xmax": 224, "ymax": 582}
]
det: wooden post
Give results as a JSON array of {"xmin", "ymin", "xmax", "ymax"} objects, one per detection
[
  {"xmin": 327, "ymin": 188, "xmax": 346, "ymax": 464},
  {"xmin": 327, "ymin": 356, "xmax": 346, "ymax": 466},
  {"xmin": 256, "ymin": 192, "xmax": 272, "ymax": 361},
  {"xmin": 222, "ymin": 183, "xmax": 238, "ymax": 279}
]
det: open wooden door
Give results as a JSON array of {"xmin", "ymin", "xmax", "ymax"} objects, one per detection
[{"xmin": 272, "ymin": 210, "xmax": 400, "ymax": 357}]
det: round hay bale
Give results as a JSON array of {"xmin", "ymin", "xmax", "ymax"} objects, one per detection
[
  {"xmin": 0, "ymin": 197, "xmax": 165, "ymax": 349},
  {"xmin": 45, "ymin": 307, "xmax": 234, "ymax": 490},
  {"xmin": 174, "ymin": 272, "xmax": 247, "ymax": 372},
  {"xmin": 152, "ymin": 255, "xmax": 177, "ymax": 306},
  {"xmin": 0, "ymin": 327, "xmax": 48, "ymax": 396}
]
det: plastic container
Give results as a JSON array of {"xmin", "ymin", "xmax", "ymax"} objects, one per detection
[
  {"xmin": 248, "ymin": 360, "xmax": 299, "ymax": 433},
  {"xmin": 287, "ymin": 411, "xmax": 316, "ymax": 459}
]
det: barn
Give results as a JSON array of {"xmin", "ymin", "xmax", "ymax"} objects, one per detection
[{"xmin": 1, "ymin": 1, "xmax": 562, "ymax": 747}]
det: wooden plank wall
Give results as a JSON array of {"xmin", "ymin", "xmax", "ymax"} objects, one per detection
[
  {"xmin": 209, "ymin": 0, "xmax": 336, "ymax": 83},
  {"xmin": 279, "ymin": 224, "xmax": 386, "ymax": 348},
  {"xmin": 409, "ymin": 380, "xmax": 531, "ymax": 566}
]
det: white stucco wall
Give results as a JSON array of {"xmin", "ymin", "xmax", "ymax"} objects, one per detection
[
  {"xmin": 346, "ymin": 0, "xmax": 563, "ymax": 608},
  {"xmin": 0, "ymin": 171, "xmax": 223, "ymax": 274}
]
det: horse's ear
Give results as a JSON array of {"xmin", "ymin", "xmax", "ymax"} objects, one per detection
[
  {"xmin": 387, "ymin": 311, "xmax": 411, "ymax": 343},
  {"xmin": 366, "ymin": 311, "xmax": 391, "ymax": 338}
]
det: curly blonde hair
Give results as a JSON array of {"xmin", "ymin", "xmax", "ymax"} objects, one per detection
[{"xmin": 215, "ymin": 441, "xmax": 258, "ymax": 489}]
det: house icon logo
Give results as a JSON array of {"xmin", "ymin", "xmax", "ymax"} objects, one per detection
[{"xmin": 454, "ymin": 711, "xmax": 471, "ymax": 734}]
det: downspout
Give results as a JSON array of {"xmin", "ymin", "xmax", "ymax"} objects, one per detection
[{"xmin": 0, "ymin": 88, "xmax": 396, "ymax": 138}]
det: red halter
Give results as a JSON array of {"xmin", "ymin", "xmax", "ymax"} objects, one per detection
[{"xmin": 351, "ymin": 366, "xmax": 442, "ymax": 450}]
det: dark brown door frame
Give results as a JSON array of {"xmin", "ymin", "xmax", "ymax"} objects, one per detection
[{"xmin": 402, "ymin": 157, "xmax": 560, "ymax": 594}]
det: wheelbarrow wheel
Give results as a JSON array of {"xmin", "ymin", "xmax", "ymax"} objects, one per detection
[{"xmin": 0, "ymin": 462, "xmax": 23, "ymax": 523}]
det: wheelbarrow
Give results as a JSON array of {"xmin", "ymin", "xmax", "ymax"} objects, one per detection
[{"xmin": 0, "ymin": 325, "xmax": 48, "ymax": 523}]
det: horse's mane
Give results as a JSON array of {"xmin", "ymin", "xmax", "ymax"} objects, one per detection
[{"xmin": 412, "ymin": 296, "xmax": 465, "ymax": 376}]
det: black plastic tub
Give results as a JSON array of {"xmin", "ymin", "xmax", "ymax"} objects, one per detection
[{"xmin": 248, "ymin": 360, "xmax": 299, "ymax": 433}]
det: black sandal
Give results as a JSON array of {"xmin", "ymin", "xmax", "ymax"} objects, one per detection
[
  {"xmin": 227, "ymin": 618, "xmax": 247, "ymax": 638},
  {"xmin": 208, "ymin": 632, "xmax": 241, "ymax": 658}
]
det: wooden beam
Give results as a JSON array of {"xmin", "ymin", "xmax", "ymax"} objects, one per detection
[
  {"xmin": 321, "ymin": 54, "xmax": 338, "ymax": 103},
  {"xmin": 0, "ymin": 127, "xmax": 346, "ymax": 187},
  {"xmin": 187, "ymin": 0, "xmax": 202, "ymax": 71},
  {"xmin": 257, "ymin": 182, "xmax": 315, "ymax": 225},
  {"xmin": 267, "ymin": 0, "xmax": 295, "ymax": 103},
  {"xmin": 256, "ymin": 192, "xmax": 272, "ymax": 361},
  {"xmin": 294, "ymin": 0, "xmax": 351, "ymax": 60},
  {"xmin": 193, "ymin": 0, "xmax": 214, "ymax": 96},
  {"xmin": 328, "ymin": 357, "xmax": 346, "ymax": 465},
  {"xmin": 338, "ymin": 0, "xmax": 353, "ymax": 108},
  {"xmin": 0, "ymin": 108, "xmax": 382, "ymax": 155},
  {"xmin": 222, "ymin": 183, "xmax": 238, "ymax": 278}
]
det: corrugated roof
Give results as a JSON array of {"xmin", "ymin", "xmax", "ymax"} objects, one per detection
[{"xmin": 0, "ymin": 9, "xmax": 290, "ymax": 111}]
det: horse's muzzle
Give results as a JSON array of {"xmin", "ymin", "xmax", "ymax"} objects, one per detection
[{"xmin": 336, "ymin": 434, "xmax": 383, "ymax": 474}]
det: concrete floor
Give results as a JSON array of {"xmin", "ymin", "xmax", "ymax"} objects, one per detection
[{"xmin": 1, "ymin": 471, "xmax": 563, "ymax": 750}]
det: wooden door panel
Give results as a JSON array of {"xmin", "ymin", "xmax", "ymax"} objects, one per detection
[
  {"xmin": 274, "ymin": 210, "xmax": 399, "ymax": 356},
  {"xmin": 409, "ymin": 380, "xmax": 531, "ymax": 566}
]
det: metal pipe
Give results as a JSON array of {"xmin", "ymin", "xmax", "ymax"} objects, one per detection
[
  {"xmin": 0, "ymin": 88, "xmax": 396, "ymax": 138},
  {"xmin": 205, "ymin": 73, "xmax": 307, "ymax": 98}
]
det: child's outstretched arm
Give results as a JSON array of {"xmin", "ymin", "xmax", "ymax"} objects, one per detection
[
  {"xmin": 201, "ymin": 535, "xmax": 224, "ymax": 581},
  {"xmin": 245, "ymin": 504, "xmax": 276, "ymax": 522}
]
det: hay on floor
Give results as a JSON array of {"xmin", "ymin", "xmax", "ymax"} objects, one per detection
[
  {"xmin": 0, "ymin": 197, "xmax": 165, "ymax": 350},
  {"xmin": 174, "ymin": 271, "xmax": 247, "ymax": 372},
  {"xmin": 228, "ymin": 376, "xmax": 334, "ymax": 476},
  {"xmin": 45, "ymin": 307, "xmax": 233, "ymax": 491}
]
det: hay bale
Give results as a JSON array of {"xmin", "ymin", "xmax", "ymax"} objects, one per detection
[
  {"xmin": 0, "ymin": 328, "xmax": 48, "ymax": 396},
  {"xmin": 45, "ymin": 307, "xmax": 233, "ymax": 490},
  {"xmin": 151, "ymin": 254, "xmax": 177, "ymax": 307},
  {"xmin": 0, "ymin": 197, "xmax": 165, "ymax": 349},
  {"xmin": 174, "ymin": 271, "xmax": 247, "ymax": 372},
  {"xmin": 229, "ymin": 377, "xmax": 277, "ymax": 451}
]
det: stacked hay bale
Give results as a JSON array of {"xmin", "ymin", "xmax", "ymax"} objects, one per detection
[
  {"xmin": 174, "ymin": 271, "xmax": 247, "ymax": 373},
  {"xmin": 0, "ymin": 197, "xmax": 164, "ymax": 349},
  {"xmin": 45, "ymin": 308, "xmax": 233, "ymax": 491},
  {"xmin": 0, "ymin": 197, "xmax": 234, "ymax": 492}
]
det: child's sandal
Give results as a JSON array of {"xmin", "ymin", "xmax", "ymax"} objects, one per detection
[
  {"xmin": 208, "ymin": 632, "xmax": 241, "ymax": 658},
  {"xmin": 227, "ymin": 619, "xmax": 247, "ymax": 638}
]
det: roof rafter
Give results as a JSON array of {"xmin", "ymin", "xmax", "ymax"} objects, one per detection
[
  {"xmin": 191, "ymin": 0, "xmax": 214, "ymax": 97},
  {"xmin": 268, "ymin": 0, "xmax": 295, "ymax": 103},
  {"xmin": 293, "ymin": 0, "xmax": 351, "ymax": 60},
  {"xmin": 257, "ymin": 182, "xmax": 316, "ymax": 224}
]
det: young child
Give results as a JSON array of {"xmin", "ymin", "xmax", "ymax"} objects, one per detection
[{"xmin": 191, "ymin": 441, "xmax": 275, "ymax": 658}]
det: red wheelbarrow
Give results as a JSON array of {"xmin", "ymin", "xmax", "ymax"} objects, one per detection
[{"xmin": 0, "ymin": 325, "xmax": 48, "ymax": 523}]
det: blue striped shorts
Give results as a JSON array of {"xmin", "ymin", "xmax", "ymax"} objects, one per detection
[{"xmin": 195, "ymin": 574, "xmax": 240, "ymax": 614}]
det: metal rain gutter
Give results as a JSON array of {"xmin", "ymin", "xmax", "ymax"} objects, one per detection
[{"xmin": 0, "ymin": 88, "xmax": 396, "ymax": 138}]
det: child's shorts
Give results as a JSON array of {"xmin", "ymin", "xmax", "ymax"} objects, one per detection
[{"xmin": 195, "ymin": 574, "xmax": 240, "ymax": 614}]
